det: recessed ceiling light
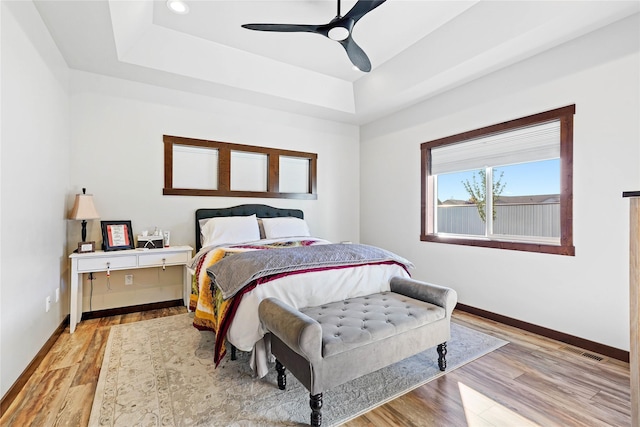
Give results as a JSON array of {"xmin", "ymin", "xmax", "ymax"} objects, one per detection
[{"xmin": 167, "ymin": 0, "xmax": 189, "ymax": 15}]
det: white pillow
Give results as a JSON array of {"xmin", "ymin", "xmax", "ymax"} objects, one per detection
[
  {"xmin": 261, "ymin": 217, "xmax": 311, "ymax": 239},
  {"xmin": 200, "ymin": 215, "xmax": 260, "ymax": 247}
]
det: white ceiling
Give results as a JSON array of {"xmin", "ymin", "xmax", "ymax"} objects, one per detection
[{"xmin": 34, "ymin": 0, "xmax": 639, "ymax": 124}]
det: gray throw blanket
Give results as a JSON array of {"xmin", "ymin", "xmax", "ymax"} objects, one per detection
[{"xmin": 207, "ymin": 243, "xmax": 414, "ymax": 300}]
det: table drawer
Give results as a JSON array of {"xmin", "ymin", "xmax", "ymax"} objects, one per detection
[
  {"xmin": 138, "ymin": 251, "xmax": 190, "ymax": 267},
  {"xmin": 77, "ymin": 255, "xmax": 137, "ymax": 272}
]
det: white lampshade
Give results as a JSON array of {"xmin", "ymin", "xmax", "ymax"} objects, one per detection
[{"xmin": 69, "ymin": 192, "xmax": 100, "ymax": 220}]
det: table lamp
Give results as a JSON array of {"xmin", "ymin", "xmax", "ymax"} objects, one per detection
[{"xmin": 69, "ymin": 188, "xmax": 100, "ymax": 252}]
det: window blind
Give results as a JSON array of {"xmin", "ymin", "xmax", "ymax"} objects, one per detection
[{"xmin": 431, "ymin": 120, "xmax": 560, "ymax": 175}]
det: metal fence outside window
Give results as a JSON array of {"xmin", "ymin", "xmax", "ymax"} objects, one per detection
[{"xmin": 437, "ymin": 203, "xmax": 560, "ymax": 237}]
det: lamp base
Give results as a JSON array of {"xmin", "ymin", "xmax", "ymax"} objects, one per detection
[{"xmin": 81, "ymin": 220, "xmax": 88, "ymax": 242}]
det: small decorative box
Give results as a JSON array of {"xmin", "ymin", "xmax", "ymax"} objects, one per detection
[{"xmin": 137, "ymin": 235, "xmax": 163, "ymax": 249}]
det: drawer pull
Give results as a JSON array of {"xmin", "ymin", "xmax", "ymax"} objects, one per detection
[
  {"xmin": 162, "ymin": 258, "xmax": 166, "ymax": 271},
  {"xmin": 106, "ymin": 262, "xmax": 111, "ymax": 277}
]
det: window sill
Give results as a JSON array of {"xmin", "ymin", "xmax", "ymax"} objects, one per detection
[{"xmin": 420, "ymin": 234, "xmax": 575, "ymax": 256}]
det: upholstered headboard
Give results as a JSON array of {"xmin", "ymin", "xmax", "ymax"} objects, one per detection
[{"xmin": 195, "ymin": 204, "xmax": 304, "ymax": 251}]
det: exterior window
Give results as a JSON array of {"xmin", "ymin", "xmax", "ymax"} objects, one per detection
[{"xmin": 421, "ymin": 105, "xmax": 575, "ymax": 256}]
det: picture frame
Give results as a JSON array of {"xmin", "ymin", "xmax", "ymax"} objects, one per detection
[
  {"xmin": 101, "ymin": 220, "xmax": 135, "ymax": 251},
  {"xmin": 77, "ymin": 241, "xmax": 96, "ymax": 253}
]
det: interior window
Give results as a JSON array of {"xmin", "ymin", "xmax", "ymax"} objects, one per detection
[
  {"xmin": 421, "ymin": 105, "xmax": 575, "ymax": 256},
  {"xmin": 164, "ymin": 135, "xmax": 317, "ymax": 199}
]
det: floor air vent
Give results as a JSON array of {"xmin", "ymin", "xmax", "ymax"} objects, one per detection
[{"xmin": 563, "ymin": 346, "xmax": 605, "ymax": 362}]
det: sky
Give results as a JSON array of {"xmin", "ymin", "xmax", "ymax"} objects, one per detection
[{"xmin": 437, "ymin": 159, "xmax": 560, "ymax": 202}]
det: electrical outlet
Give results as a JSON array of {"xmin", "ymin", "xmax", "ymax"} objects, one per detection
[
  {"xmin": 55, "ymin": 287, "xmax": 60, "ymax": 302},
  {"xmin": 125, "ymin": 274, "xmax": 134, "ymax": 285},
  {"xmin": 46, "ymin": 296, "xmax": 51, "ymax": 312}
]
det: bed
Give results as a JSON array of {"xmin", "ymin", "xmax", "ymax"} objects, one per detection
[{"xmin": 189, "ymin": 204, "xmax": 413, "ymax": 377}]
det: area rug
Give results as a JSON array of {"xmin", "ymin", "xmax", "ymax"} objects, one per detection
[{"xmin": 88, "ymin": 313, "xmax": 507, "ymax": 427}]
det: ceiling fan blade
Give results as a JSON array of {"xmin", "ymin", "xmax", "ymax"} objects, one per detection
[
  {"xmin": 343, "ymin": 0, "xmax": 387, "ymax": 24},
  {"xmin": 339, "ymin": 36, "xmax": 371, "ymax": 72},
  {"xmin": 241, "ymin": 23, "xmax": 319, "ymax": 34},
  {"xmin": 241, "ymin": 0, "xmax": 388, "ymax": 73}
]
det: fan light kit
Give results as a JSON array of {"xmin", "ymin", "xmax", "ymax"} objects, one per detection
[
  {"xmin": 242, "ymin": 0, "xmax": 386, "ymax": 72},
  {"xmin": 328, "ymin": 27, "xmax": 350, "ymax": 41}
]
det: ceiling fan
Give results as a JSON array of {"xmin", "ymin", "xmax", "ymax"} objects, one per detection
[{"xmin": 241, "ymin": 0, "xmax": 387, "ymax": 72}]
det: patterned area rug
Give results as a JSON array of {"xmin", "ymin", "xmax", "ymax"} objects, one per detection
[{"xmin": 89, "ymin": 313, "xmax": 507, "ymax": 427}]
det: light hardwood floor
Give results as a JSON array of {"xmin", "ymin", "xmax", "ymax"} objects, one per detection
[{"xmin": 0, "ymin": 308, "xmax": 631, "ymax": 426}]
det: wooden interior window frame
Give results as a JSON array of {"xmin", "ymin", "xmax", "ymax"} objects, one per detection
[
  {"xmin": 420, "ymin": 105, "xmax": 576, "ymax": 256},
  {"xmin": 163, "ymin": 135, "xmax": 317, "ymax": 199}
]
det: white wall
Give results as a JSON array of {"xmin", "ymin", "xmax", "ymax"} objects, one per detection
[
  {"xmin": 360, "ymin": 14, "xmax": 640, "ymax": 352},
  {"xmin": 69, "ymin": 70, "xmax": 361, "ymax": 310},
  {"xmin": 1, "ymin": 1, "xmax": 70, "ymax": 397}
]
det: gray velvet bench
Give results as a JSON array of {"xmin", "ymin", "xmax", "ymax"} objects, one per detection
[{"xmin": 258, "ymin": 276, "xmax": 458, "ymax": 427}]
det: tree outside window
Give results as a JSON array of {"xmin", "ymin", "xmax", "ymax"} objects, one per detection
[{"xmin": 462, "ymin": 169, "xmax": 506, "ymax": 222}]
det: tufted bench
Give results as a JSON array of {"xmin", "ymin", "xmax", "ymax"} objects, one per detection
[{"xmin": 258, "ymin": 276, "xmax": 458, "ymax": 427}]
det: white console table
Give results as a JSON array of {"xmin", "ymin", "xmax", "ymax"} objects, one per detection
[{"xmin": 69, "ymin": 245, "xmax": 193, "ymax": 333}]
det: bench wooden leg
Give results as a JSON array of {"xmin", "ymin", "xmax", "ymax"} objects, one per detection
[
  {"xmin": 437, "ymin": 342, "xmax": 447, "ymax": 371},
  {"xmin": 276, "ymin": 360, "xmax": 287, "ymax": 390},
  {"xmin": 310, "ymin": 393, "xmax": 323, "ymax": 427}
]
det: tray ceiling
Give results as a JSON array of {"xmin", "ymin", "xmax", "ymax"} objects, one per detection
[{"xmin": 33, "ymin": 0, "xmax": 639, "ymax": 124}]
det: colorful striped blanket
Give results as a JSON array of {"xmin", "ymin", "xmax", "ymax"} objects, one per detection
[{"xmin": 190, "ymin": 240, "xmax": 321, "ymax": 364}]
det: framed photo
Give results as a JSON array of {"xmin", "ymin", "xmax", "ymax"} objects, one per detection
[
  {"xmin": 101, "ymin": 220, "xmax": 135, "ymax": 251},
  {"xmin": 77, "ymin": 241, "xmax": 95, "ymax": 253}
]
